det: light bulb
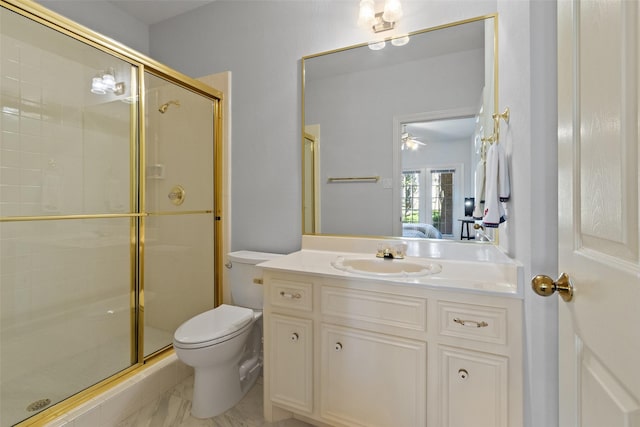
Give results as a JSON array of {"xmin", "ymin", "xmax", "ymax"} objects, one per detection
[
  {"xmin": 91, "ymin": 74, "xmax": 106, "ymax": 95},
  {"xmin": 102, "ymin": 68, "xmax": 116, "ymax": 92},
  {"xmin": 382, "ymin": 0, "xmax": 403, "ymax": 23},
  {"xmin": 358, "ymin": 0, "xmax": 376, "ymax": 28}
]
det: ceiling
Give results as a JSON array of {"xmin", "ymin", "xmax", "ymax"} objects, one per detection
[
  {"xmin": 405, "ymin": 117, "xmax": 477, "ymax": 144},
  {"xmin": 108, "ymin": 0, "xmax": 216, "ymax": 25}
]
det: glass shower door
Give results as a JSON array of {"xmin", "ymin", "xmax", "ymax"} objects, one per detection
[
  {"xmin": 0, "ymin": 6, "xmax": 138, "ymax": 426},
  {"xmin": 142, "ymin": 72, "xmax": 216, "ymax": 357}
]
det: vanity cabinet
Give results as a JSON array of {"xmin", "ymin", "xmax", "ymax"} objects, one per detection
[
  {"xmin": 263, "ymin": 270, "xmax": 523, "ymax": 427},
  {"xmin": 269, "ymin": 314, "xmax": 313, "ymax": 413},
  {"xmin": 320, "ymin": 324, "xmax": 426, "ymax": 427},
  {"xmin": 439, "ymin": 345, "xmax": 508, "ymax": 427}
]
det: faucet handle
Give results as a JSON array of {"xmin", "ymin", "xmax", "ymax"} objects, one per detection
[
  {"xmin": 393, "ymin": 242, "xmax": 407, "ymax": 259},
  {"xmin": 376, "ymin": 242, "xmax": 390, "ymax": 258},
  {"xmin": 375, "ymin": 242, "xmax": 407, "ymax": 259}
]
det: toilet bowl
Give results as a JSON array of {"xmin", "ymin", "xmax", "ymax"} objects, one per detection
[{"xmin": 173, "ymin": 251, "xmax": 282, "ymax": 419}]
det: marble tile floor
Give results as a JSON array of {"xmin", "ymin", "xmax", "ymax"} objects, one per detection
[{"xmin": 118, "ymin": 375, "xmax": 313, "ymax": 427}]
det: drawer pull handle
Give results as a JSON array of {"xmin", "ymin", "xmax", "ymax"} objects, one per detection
[
  {"xmin": 458, "ymin": 369, "xmax": 469, "ymax": 380},
  {"xmin": 335, "ymin": 342, "xmax": 343, "ymax": 351},
  {"xmin": 453, "ymin": 317, "xmax": 489, "ymax": 328},
  {"xmin": 291, "ymin": 332, "xmax": 299, "ymax": 342},
  {"xmin": 279, "ymin": 291, "xmax": 302, "ymax": 299}
]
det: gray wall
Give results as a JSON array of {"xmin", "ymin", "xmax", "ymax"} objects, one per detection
[
  {"xmin": 37, "ymin": 0, "xmax": 150, "ymax": 54},
  {"xmin": 29, "ymin": 2, "xmax": 559, "ymax": 426}
]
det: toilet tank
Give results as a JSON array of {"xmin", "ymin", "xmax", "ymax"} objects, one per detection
[{"xmin": 227, "ymin": 251, "xmax": 283, "ymax": 309}]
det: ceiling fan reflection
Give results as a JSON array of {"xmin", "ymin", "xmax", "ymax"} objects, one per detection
[{"xmin": 401, "ymin": 132, "xmax": 426, "ymax": 150}]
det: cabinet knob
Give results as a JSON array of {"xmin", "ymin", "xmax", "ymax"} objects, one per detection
[
  {"xmin": 334, "ymin": 342, "xmax": 343, "ymax": 351},
  {"xmin": 290, "ymin": 332, "xmax": 299, "ymax": 342},
  {"xmin": 458, "ymin": 369, "xmax": 469, "ymax": 380}
]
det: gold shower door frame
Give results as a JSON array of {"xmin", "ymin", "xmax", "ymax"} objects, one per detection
[{"xmin": 0, "ymin": 1, "xmax": 224, "ymax": 425}]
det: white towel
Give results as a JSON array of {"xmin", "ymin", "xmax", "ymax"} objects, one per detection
[
  {"xmin": 498, "ymin": 142, "xmax": 510, "ymax": 202},
  {"xmin": 472, "ymin": 159, "xmax": 485, "ymax": 218},
  {"xmin": 482, "ymin": 143, "xmax": 509, "ymax": 227}
]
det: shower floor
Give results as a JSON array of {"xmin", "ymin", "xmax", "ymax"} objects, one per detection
[{"xmin": 0, "ymin": 326, "xmax": 172, "ymax": 427}]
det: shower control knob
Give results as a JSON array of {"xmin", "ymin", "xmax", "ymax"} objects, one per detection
[{"xmin": 290, "ymin": 333, "xmax": 299, "ymax": 342}]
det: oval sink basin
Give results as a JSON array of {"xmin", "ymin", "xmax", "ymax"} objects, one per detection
[{"xmin": 331, "ymin": 256, "xmax": 441, "ymax": 278}]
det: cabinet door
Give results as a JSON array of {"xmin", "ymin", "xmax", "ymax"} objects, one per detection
[
  {"xmin": 270, "ymin": 314, "xmax": 313, "ymax": 413},
  {"xmin": 439, "ymin": 345, "xmax": 508, "ymax": 427},
  {"xmin": 321, "ymin": 324, "xmax": 426, "ymax": 427}
]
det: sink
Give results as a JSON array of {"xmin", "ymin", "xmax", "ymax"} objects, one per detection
[{"xmin": 331, "ymin": 256, "xmax": 442, "ymax": 278}]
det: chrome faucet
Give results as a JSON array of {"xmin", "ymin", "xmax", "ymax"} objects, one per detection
[{"xmin": 376, "ymin": 242, "xmax": 407, "ymax": 259}]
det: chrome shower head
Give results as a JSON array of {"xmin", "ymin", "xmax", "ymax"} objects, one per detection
[{"xmin": 158, "ymin": 100, "xmax": 180, "ymax": 113}]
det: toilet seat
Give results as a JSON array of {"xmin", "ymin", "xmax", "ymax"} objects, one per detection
[{"xmin": 173, "ymin": 304, "xmax": 254, "ymax": 349}]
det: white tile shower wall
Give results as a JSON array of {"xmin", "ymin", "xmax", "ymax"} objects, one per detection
[
  {"xmin": 44, "ymin": 353, "xmax": 193, "ymax": 427},
  {"xmin": 0, "ymin": 30, "xmax": 133, "ymax": 365}
]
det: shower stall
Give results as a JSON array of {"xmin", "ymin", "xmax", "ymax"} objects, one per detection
[{"xmin": 0, "ymin": 2, "xmax": 222, "ymax": 425}]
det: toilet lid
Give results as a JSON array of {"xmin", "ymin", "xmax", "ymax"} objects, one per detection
[{"xmin": 174, "ymin": 304, "xmax": 254, "ymax": 345}]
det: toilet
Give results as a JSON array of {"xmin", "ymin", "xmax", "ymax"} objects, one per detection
[{"xmin": 173, "ymin": 250, "xmax": 282, "ymax": 419}]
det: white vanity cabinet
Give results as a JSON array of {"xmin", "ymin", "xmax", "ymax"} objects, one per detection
[
  {"xmin": 319, "ymin": 284, "xmax": 428, "ymax": 427},
  {"xmin": 320, "ymin": 324, "xmax": 426, "ymax": 427},
  {"xmin": 435, "ymin": 299, "xmax": 514, "ymax": 427},
  {"xmin": 263, "ymin": 269, "xmax": 523, "ymax": 427},
  {"xmin": 265, "ymin": 276, "xmax": 314, "ymax": 416}
]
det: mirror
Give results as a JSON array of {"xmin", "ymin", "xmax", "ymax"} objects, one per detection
[{"xmin": 302, "ymin": 15, "xmax": 498, "ymax": 242}]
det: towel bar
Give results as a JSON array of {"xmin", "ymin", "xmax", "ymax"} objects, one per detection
[{"xmin": 327, "ymin": 176, "xmax": 379, "ymax": 183}]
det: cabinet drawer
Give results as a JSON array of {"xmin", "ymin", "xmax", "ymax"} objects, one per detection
[
  {"xmin": 269, "ymin": 279, "xmax": 313, "ymax": 311},
  {"xmin": 321, "ymin": 286, "xmax": 427, "ymax": 332},
  {"xmin": 438, "ymin": 301, "xmax": 507, "ymax": 345}
]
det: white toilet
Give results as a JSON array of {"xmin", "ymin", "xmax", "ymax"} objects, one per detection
[{"xmin": 173, "ymin": 250, "xmax": 282, "ymax": 419}]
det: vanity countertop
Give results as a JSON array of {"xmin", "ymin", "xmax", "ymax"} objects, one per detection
[{"xmin": 259, "ymin": 248, "xmax": 523, "ymax": 298}]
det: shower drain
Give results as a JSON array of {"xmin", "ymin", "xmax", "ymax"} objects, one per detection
[{"xmin": 26, "ymin": 398, "xmax": 51, "ymax": 412}]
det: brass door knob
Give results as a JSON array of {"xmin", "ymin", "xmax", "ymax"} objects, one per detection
[{"xmin": 531, "ymin": 272, "xmax": 574, "ymax": 302}]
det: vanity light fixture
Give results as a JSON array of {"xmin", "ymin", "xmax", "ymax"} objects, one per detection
[
  {"xmin": 358, "ymin": 0, "xmax": 403, "ymax": 33},
  {"xmin": 91, "ymin": 67, "xmax": 125, "ymax": 96},
  {"xmin": 360, "ymin": 0, "xmax": 408, "ymax": 50}
]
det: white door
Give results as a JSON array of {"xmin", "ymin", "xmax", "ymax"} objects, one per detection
[{"xmin": 553, "ymin": 0, "xmax": 640, "ymax": 425}]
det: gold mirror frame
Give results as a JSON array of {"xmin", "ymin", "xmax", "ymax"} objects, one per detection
[{"xmin": 302, "ymin": 14, "xmax": 499, "ymax": 243}]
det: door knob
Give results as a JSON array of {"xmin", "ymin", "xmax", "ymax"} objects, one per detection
[{"xmin": 531, "ymin": 272, "xmax": 574, "ymax": 302}]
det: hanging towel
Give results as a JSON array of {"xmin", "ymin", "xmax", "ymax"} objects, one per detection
[
  {"xmin": 483, "ymin": 143, "xmax": 510, "ymax": 227},
  {"xmin": 472, "ymin": 159, "xmax": 485, "ymax": 219},
  {"xmin": 498, "ymin": 142, "xmax": 510, "ymax": 202}
]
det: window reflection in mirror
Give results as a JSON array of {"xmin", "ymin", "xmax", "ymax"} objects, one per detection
[{"xmin": 302, "ymin": 15, "xmax": 497, "ymax": 243}]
